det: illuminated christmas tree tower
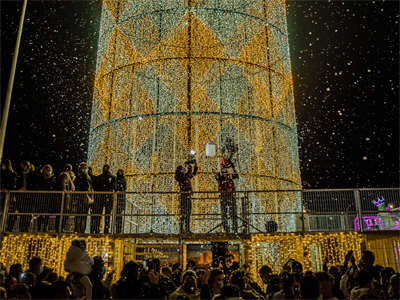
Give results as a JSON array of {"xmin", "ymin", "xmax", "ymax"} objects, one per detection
[{"xmin": 88, "ymin": 0, "xmax": 301, "ymax": 233}]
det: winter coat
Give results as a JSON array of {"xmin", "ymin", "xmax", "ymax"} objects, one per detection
[
  {"xmin": 88, "ymin": 271, "xmax": 111, "ymax": 300},
  {"xmin": 16, "ymin": 169, "xmax": 37, "ymax": 190},
  {"xmin": 116, "ymin": 174, "xmax": 127, "ymax": 192},
  {"xmin": 350, "ymin": 286, "xmax": 379, "ymax": 300},
  {"xmin": 75, "ymin": 173, "xmax": 93, "ymax": 192},
  {"xmin": 1, "ymin": 170, "xmax": 17, "ymax": 190},
  {"xmin": 64, "ymin": 245, "xmax": 94, "ymax": 275},
  {"xmin": 175, "ymin": 164, "xmax": 198, "ymax": 192},
  {"xmin": 57, "ymin": 172, "xmax": 73, "ymax": 191},
  {"xmin": 94, "ymin": 171, "xmax": 116, "ymax": 192},
  {"xmin": 37, "ymin": 174, "xmax": 57, "ymax": 191}
]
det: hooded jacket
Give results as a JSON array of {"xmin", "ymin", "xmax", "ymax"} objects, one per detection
[{"xmin": 64, "ymin": 245, "xmax": 94, "ymax": 275}]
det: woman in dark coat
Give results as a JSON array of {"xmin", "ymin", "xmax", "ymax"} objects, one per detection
[
  {"xmin": 16, "ymin": 161, "xmax": 37, "ymax": 191},
  {"xmin": 75, "ymin": 162, "xmax": 93, "ymax": 233},
  {"xmin": 37, "ymin": 165, "xmax": 57, "ymax": 191},
  {"xmin": 15, "ymin": 161, "xmax": 38, "ymax": 231},
  {"xmin": 1, "ymin": 159, "xmax": 17, "ymax": 191},
  {"xmin": 37, "ymin": 165, "xmax": 58, "ymax": 231}
]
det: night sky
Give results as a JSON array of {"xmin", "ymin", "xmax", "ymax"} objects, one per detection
[{"xmin": 1, "ymin": 0, "xmax": 399, "ymax": 189}]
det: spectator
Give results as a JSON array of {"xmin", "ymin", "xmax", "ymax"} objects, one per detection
[
  {"xmin": 169, "ymin": 269, "xmax": 211, "ymax": 300},
  {"xmin": 92, "ymin": 164, "xmax": 116, "ymax": 234},
  {"xmin": 172, "ymin": 265, "xmax": 183, "ymax": 288},
  {"xmin": 14, "ymin": 161, "xmax": 37, "ymax": 231},
  {"xmin": 0, "ymin": 287, "xmax": 6, "ymax": 299},
  {"xmin": 47, "ymin": 281, "xmax": 71, "ymax": 299},
  {"xmin": 299, "ymin": 275, "xmax": 320, "ymax": 300},
  {"xmin": 112, "ymin": 261, "xmax": 162, "ymax": 299},
  {"xmin": 359, "ymin": 250, "xmax": 380, "ymax": 281},
  {"xmin": 37, "ymin": 164, "xmax": 58, "ymax": 231},
  {"xmin": 162, "ymin": 266, "xmax": 173, "ymax": 278},
  {"xmin": 271, "ymin": 271, "xmax": 296, "ymax": 300},
  {"xmin": 380, "ymin": 267, "xmax": 395, "ymax": 296},
  {"xmin": 208, "ymin": 268, "xmax": 225, "ymax": 297},
  {"xmin": 88, "ymin": 256, "xmax": 111, "ymax": 299},
  {"xmin": 387, "ymin": 274, "xmax": 399, "ymax": 299},
  {"xmin": 37, "ymin": 165, "xmax": 57, "ymax": 191},
  {"xmin": 115, "ymin": 168, "xmax": 127, "ymax": 234},
  {"xmin": 64, "ymin": 239, "xmax": 94, "ymax": 300},
  {"xmin": 316, "ymin": 271, "xmax": 337, "ymax": 300},
  {"xmin": 75, "ymin": 162, "xmax": 93, "ymax": 233},
  {"xmin": 57, "ymin": 164, "xmax": 74, "ymax": 191},
  {"xmin": 243, "ymin": 263, "xmax": 264, "ymax": 297},
  {"xmin": 186, "ymin": 260, "xmax": 197, "ymax": 271},
  {"xmin": 217, "ymin": 284, "xmax": 241, "ymax": 300},
  {"xmin": 169, "ymin": 271, "xmax": 198, "ymax": 300},
  {"xmin": 9, "ymin": 263, "xmax": 23, "ymax": 281},
  {"xmin": 25, "ymin": 257, "xmax": 43, "ymax": 281},
  {"xmin": 16, "ymin": 161, "xmax": 37, "ymax": 191},
  {"xmin": 31, "ymin": 281, "xmax": 50, "ymax": 299},
  {"xmin": 57, "ymin": 164, "xmax": 75, "ymax": 212},
  {"xmin": 1, "ymin": 159, "xmax": 17, "ymax": 191},
  {"xmin": 350, "ymin": 270, "xmax": 379, "ymax": 300},
  {"xmin": 259, "ymin": 265, "xmax": 280, "ymax": 295},
  {"xmin": 43, "ymin": 272, "xmax": 59, "ymax": 284},
  {"xmin": 230, "ymin": 270, "xmax": 264, "ymax": 300},
  {"xmin": 173, "ymin": 263, "xmax": 182, "ymax": 272},
  {"xmin": 5, "ymin": 276, "xmax": 32, "ymax": 299}
]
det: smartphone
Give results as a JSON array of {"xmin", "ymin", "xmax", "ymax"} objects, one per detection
[
  {"xmin": 349, "ymin": 266, "xmax": 356, "ymax": 276},
  {"xmin": 143, "ymin": 260, "xmax": 148, "ymax": 272}
]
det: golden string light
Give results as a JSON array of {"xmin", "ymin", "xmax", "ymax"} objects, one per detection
[
  {"xmin": 1, "ymin": 232, "xmax": 399, "ymax": 280},
  {"xmin": 87, "ymin": 0, "xmax": 302, "ymax": 233}
]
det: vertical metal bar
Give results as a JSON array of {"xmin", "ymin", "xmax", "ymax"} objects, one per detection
[
  {"xmin": 354, "ymin": 189, "xmax": 363, "ymax": 232},
  {"xmin": 58, "ymin": 192, "xmax": 65, "ymax": 233},
  {"xmin": 0, "ymin": 191, "xmax": 11, "ymax": 248},
  {"xmin": 112, "ymin": 192, "xmax": 118, "ymax": 235},
  {"xmin": 301, "ymin": 190, "xmax": 305, "ymax": 233}
]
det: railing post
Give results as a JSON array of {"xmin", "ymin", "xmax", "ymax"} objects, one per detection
[
  {"xmin": 112, "ymin": 192, "xmax": 118, "ymax": 235},
  {"xmin": 301, "ymin": 190, "xmax": 305, "ymax": 233},
  {"xmin": 0, "ymin": 191, "xmax": 11, "ymax": 248},
  {"xmin": 354, "ymin": 189, "xmax": 363, "ymax": 232},
  {"xmin": 58, "ymin": 192, "xmax": 65, "ymax": 233}
]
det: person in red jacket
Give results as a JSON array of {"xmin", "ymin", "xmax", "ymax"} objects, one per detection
[
  {"xmin": 217, "ymin": 154, "xmax": 238, "ymax": 233},
  {"xmin": 175, "ymin": 163, "xmax": 198, "ymax": 233}
]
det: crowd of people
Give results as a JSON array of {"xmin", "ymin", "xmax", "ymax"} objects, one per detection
[
  {"xmin": 1, "ymin": 159, "xmax": 127, "ymax": 233},
  {"xmin": 0, "ymin": 241, "xmax": 398, "ymax": 300}
]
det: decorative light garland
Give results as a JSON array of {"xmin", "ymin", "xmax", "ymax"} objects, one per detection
[
  {"xmin": 88, "ymin": 0, "xmax": 301, "ymax": 233},
  {"xmin": 1, "ymin": 232, "xmax": 399, "ymax": 280}
]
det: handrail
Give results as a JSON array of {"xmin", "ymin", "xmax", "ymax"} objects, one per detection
[{"xmin": 1, "ymin": 188, "xmax": 398, "ymax": 235}]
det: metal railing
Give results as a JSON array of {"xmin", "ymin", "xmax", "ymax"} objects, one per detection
[{"xmin": 0, "ymin": 188, "xmax": 399, "ymax": 236}]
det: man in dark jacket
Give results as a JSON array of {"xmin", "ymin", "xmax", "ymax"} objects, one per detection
[
  {"xmin": 175, "ymin": 163, "xmax": 198, "ymax": 233},
  {"xmin": 88, "ymin": 256, "xmax": 111, "ymax": 299},
  {"xmin": 92, "ymin": 164, "xmax": 116, "ymax": 233},
  {"xmin": 115, "ymin": 169, "xmax": 127, "ymax": 233}
]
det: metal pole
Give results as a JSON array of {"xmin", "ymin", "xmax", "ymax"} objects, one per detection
[
  {"xmin": 0, "ymin": 191, "xmax": 11, "ymax": 248},
  {"xmin": 112, "ymin": 192, "xmax": 117, "ymax": 235},
  {"xmin": 0, "ymin": 0, "xmax": 28, "ymax": 161},
  {"xmin": 354, "ymin": 189, "xmax": 363, "ymax": 232},
  {"xmin": 58, "ymin": 192, "xmax": 65, "ymax": 233}
]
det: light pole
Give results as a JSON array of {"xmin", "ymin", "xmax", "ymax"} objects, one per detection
[{"xmin": 0, "ymin": 0, "xmax": 28, "ymax": 162}]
